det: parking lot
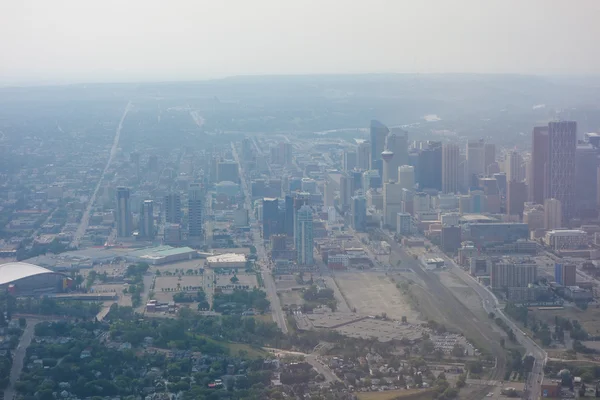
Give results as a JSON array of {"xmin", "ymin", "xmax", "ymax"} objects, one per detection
[{"xmin": 334, "ymin": 271, "xmax": 422, "ymax": 322}]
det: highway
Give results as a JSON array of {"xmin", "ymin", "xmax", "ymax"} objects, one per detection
[
  {"xmin": 231, "ymin": 141, "xmax": 288, "ymax": 334},
  {"xmin": 423, "ymin": 242, "xmax": 547, "ymax": 400},
  {"xmin": 71, "ymin": 101, "xmax": 132, "ymax": 248}
]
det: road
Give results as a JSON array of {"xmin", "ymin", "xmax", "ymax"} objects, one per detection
[
  {"xmin": 376, "ymin": 229, "xmax": 507, "ymax": 385},
  {"xmin": 71, "ymin": 101, "xmax": 132, "ymax": 248},
  {"xmin": 425, "ymin": 246, "xmax": 547, "ymax": 400},
  {"xmin": 231, "ymin": 141, "xmax": 288, "ymax": 334},
  {"xmin": 4, "ymin": 320, "xmax": 39, "ymax": 400},
  {"xmin": 263, "ymin": 347, "xmax": 340, "ymax": 383}
]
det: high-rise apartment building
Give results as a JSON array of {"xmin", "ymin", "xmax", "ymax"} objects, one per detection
[
  {"xmin": 295, "ymin": 205, "xmax": 314, "ymax": 265},
  {"xmin": 546, "ymin": 121, "xmax": 577, "ymax": 223},
  {"xmin": 370, "ymin": 120, "xmax": 389, "ymax": 176},
  {"xmin": 116, "ymin": 187, "xmax": 132, "ymax": 238},
  {"xmin": 188, "ymin": 183, "xmax": 204, "ymax": 238},
  {"xmin": 442, "ymin": 143, "xmax": 460, "ymax": 194},
  {"xmin": 164, "ymin": 193, "xmax": 182, "ymax": 224},
  {"xmin": 544, "ymin": 198, "xmax": 562, "ymax": 230},
  {"xmin": 139, "ymin": 200, "xmax": 155, "ymax": 239}
]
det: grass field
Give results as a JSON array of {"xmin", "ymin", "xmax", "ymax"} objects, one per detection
[
  {"xmin": 530, "ymin": 305, "xmax": 600, "ymax": 336},
  {"xmin": 357, "ymin": 389, "xmax": 434, "ymax": 400},
  {"xmin": 225, "ymin": 342, "xmax": 268, "ymax": 359}
]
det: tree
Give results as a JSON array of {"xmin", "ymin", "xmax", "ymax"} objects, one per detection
[
  {"xmin": 451, "ymin": 343, "xmax": 465, "ymax": 357},
  {"xmin": 421, "ymin": 339, "xmax": 435, "ymax": 354},
  {"xmin": 401, "ymin": 315, "xmax": 408, "ymax": 323},
  {"xmin": 230, "ymin": 275, "xmax": 239, "ymax": 284}
]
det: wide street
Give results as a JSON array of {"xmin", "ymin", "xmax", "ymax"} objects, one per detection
[
  {"xmin": 71, "ymin": 101, "xmax": 131, "ymax": 249},
  {"xmin": 231, "ymin": 142, "xmax": 288, "ymax": 334}
]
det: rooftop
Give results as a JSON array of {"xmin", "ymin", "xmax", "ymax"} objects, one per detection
[
  {"xmin": 0, "ymin": 262, "xmax": 59, "ymax": 286},
  {"xmin": 206, "ymin": 253, "xmax": 246, "ymax": 263}
]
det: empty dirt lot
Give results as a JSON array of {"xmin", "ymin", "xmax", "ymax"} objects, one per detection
[{"xmin": 334, "ymin": 271, "xmax": 422, "ymax": 322}]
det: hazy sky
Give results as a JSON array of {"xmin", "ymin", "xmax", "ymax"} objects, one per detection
[{"xmin": 1, "ymin": 0, "xmax": 599, "ymax": 84}]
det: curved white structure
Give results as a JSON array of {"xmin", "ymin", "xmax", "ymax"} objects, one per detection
[{"xmin": 0, "ymin": 262, "xmax": 56, "ymax": 286}]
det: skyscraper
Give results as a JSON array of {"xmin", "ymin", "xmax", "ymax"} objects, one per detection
[
  {"xmin": 262, "ymin": 197, "xmax": 279, "ymax": 239},
  {"xmin": 139, "ymin": 200, "xmax": 155, "ymax": 239},
  {"xmin": 295, "ymin": 205, "xmax": 314, "ymax": 266},
  {"xmin": 383, "ymin": 182, "xmax": 403, "ymax": 229},
  {"xmin": 370, "ymin": 120, "xmax": 389, "ymax": 176},
  {"xmin": 356, "ymin": 141, "xmax": 370, "ymax": 170},
  {"xmin": 544, "ymin": 198, "xmax": 562, "ymax": 230},
  {"xmin": 188, "ymin": 183, "xmax": 204, "ymax": 239},
  {"xmin": 339, "ymin": 174, "xmax": 351, "ymax": 210},
  {"xmin": 466, "ymin": 140, "xmax": 486, "ymax": 187},
  {"xmin": 284, "ymin": 195, "xmax": 294, "ymax": 237},
  {"xmin": 546, "ymin": 121, "xmax": 577, "ymax": 223},
  {"xmin": 506, "ymin": 181, "xmax": 527, "ymax": 217},
  {"xmin": 293, "ymin": 192, "xmax": 310, "ymax": 240},
  {"xmin": 383, "ymin": 129, "xmax": 408, "ymax": 182},
  {"xmin": 398, "ymin": 165, "xmax": 415, "ymax": 191},
  {"xmin": 164, "ymin": 193, "xmax": 182, "ymax": 224},
  {"xmin": 506, "ymin": 151, "xmax": 525, "ymax": 183},
  {"xmin": 343, "ymin": 150, "xmax": 357, "ymax": 172},
  {"xmin": 484, "ymin": 143, "xmax": 496, "ymax": 174},
  {"xmin": 442, "ymin": 143, "xmax": 460, "ymax": 194},
  {"xmin": 417, "ymin": 141, "xmax": 442, "ymax": 191},
  {"xmin": 381, "ymin": 150, "xmax": 394, "ymax": 183},
  {"xmin": 351, "ymin": 193, "xmax": 367, "ymax": 232},
  {"xmin": 575, "ymin": 144, "xmax": 599, "ymax": 218},
  {"xmin": 116, "ymin": 187, "xmax": 132, "ymax": 238}
]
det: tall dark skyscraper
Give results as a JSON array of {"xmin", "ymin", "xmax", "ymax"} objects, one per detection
[
  {"xmin": 139, "ymin": 200, "xmax": 155, "ymax": 238},
  {"xmin": 417, "ymin": 141, "xmax": 442, "ymax": 191},
  {"xmin": 370, "ymin": 120, "xmax": 389, "ymax": 177},
  {"xmin": 262, "ymin": 197, "xmax": 279, "ymax": 239},
  {"xmin": 546, "ymin": 121, "xmax": 577, "ymax": 223},
  {"xmin": 442, "ymin": 143, "xmax": 460, "ymax": 194},
  {"xmin": 188, "ymin": 183, "xmax": 204, "ymax": 239},
  {"xmin": 351, "ymin": 193, "xmax": 367, "ymax": 232},
  {"xmin": 284, "ymin": 195, "xmax": 294, "ymax": 237},
  {"xmin": 530, "ymin": 126, "xmax": 549, "ymax": 204},
  {"xmin": 116, "ymin": 187, "xmax": 132, "ymax": 238},
  {"xmin": 575, "ymin": 143, "xmax": 599, "ymax": 218},
  {"xmin": 164, "ymin": 193, "xmax": 182, "ymax": 224}
]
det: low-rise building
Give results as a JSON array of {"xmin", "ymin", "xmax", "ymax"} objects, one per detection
[{"xmin": 544, "ymin": 230, "xmax": 587, "ymax": 250}]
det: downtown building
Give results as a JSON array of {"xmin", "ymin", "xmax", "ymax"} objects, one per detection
[
  {"xmin": 295, "ymin": 205, "xmax": 314, "ymax": 266},
  {"xmin": 116, "ymin": 187, "xmax": 132, "ymax": 238}
]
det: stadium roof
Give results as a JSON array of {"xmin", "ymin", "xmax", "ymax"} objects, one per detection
[{"xmin": 0, "ymin": 262, "xmax": 56, "ymax": 286}]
